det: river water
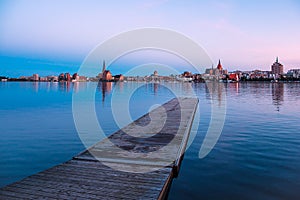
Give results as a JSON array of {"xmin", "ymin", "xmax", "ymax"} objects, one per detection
[{"xmin": 0, "ymin": 81, "xmax": 299, "ymax": 199}]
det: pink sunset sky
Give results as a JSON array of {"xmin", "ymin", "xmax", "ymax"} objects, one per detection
[{"xmin": 0, "ymin": 0, "xmax": 299, "ymax": 76}]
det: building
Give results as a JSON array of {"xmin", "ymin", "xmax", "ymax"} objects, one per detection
[
  {"xmin": 32, "ymin": 74, "xmax": 39, "ymax": 81},
  {"xmin": 39, "ymin": 77, "xmax": 48, "ymax": 82},
  {"xmin": 47, "ymin": 76, "xmax": 58, "ymax": 82},
  {"xmin": 271, "ymin": 57, "xmax": 284, "ymax": 75},
  {"xmin": 58, "ymin": 73, "xmax": 65, "ymax": 81},
  {"xmin": 100, "ymin": 60, "xmax": 113, "ymax": 81},
  {"xmin": 205, "ymin": 64, "xmax": 220, "ymax": 76},
  {"xmin": 102, "ymin": 70, "xmax": 112, "ymax": 81},
  {"xmin": 97, "ymin": 60, "xmax": 106, "ymax": 80},
  {"xmin": 287, "ymin": 69, "xmax": 300, "ymax": 79},
  {"xmin": 96, "ymin": 73, "xmax": 103, "ymax": 80},
  {"xmin": 209, "ymin": 60, "xmax": 228, "ymax": 76},
  {"xmin": 182, "ymin": 71, "xmax": 192, "ymax": 77},
  {"xmin": 228, "ymin": 73, "xmax": 239, "ymax": 81},
  {"xmin": 205, "ymin": 67, "xmax": 213, "ymax": 75},
  {"xmin": 204, "ymin": 60, "xmax": 228, "ymax": 80},
  {"xmin": 0, "ymin": 76, "xmax": 8, "ymax": 82},
  {"xmin": 249, "ymin": 70, "xmax": 269, "ymax": 79},
  {"xmin": 65, "ymin": 73, "xmax": 71, "ymax": 82},
  {"xmin": 72, "ymin": 73, "xmax": 79, "ymax": 81},
  {"xmin": 151, "ymin": 70, "xmax": 161, "ymax": 82},
  {"xmin": 113, "ymin": 74, "xmax": 124, "ymax": 82},
  {"xmin": 217, "ymin": 59, "xmax": 222, "ymax": 70},
  {"xmin": 78, "ymin": 76, "xmax": 88, "ymax": 82},
  {"xmin": 215, "ymin": 59, "xmax": 228, "ymax": 75}
]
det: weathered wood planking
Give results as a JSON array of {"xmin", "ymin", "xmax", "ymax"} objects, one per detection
[{"xmin": 0, "ymin": 97, "xmax": 198, "ymax": 200}]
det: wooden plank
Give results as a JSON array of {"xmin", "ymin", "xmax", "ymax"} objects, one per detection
[
  {"xmin": 0, "ymin": 97, "xmax": 198, "ymax": 200},
  {"xmin": 5, "ymin": 161, "xmax": 170, "ymax": 199},
  {"xmin": 74, "ymin": 98, "xmax": 198, "ymax": 169}
]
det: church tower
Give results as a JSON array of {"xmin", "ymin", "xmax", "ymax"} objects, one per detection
[
  {"xmin": 102, "ymin": 60, "xmax": 106, "ymax": 73},
  {"xmin": 217, "ymin": 59, "xmax": 223, "ymax": 70},
  {"xmin": 271, "ymin": 57, "xmax": 283, "ymax": 75}
]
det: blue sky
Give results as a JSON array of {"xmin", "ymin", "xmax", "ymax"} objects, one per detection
[{"xmin": 0, "ymin": 0, "xmax": 299, "ymax": 77}]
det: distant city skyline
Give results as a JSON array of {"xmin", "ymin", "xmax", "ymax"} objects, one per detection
[{"xmin": 0, "ymin": 0, "xmax": 300, "ymax": 77}]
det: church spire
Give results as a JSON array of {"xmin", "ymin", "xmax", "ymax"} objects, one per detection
[
  {"xmin": 217, "ymin": 59, "xmax": 222, "ymax": 70},
  {"xmin": 102, "ymin": 60, "xmax": 106, "ymax": 73}
]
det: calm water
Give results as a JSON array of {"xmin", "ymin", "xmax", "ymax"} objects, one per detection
[{"xmin": 0, "ymin": 81, "xmax": 300, "ymax": 199}]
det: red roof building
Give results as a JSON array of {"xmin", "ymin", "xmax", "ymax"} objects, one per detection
[
  {"xmin": 102, "ymin": 70, "xmax": 112, "ymax": 81},
  {"xmin": 217, "ymin": 59, "xmax": 223, "ymax": 70}
]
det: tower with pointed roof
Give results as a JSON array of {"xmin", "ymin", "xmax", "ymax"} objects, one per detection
[
  {"xmin": 102, "ymin": 60, "xmax": 106, "ymax": 73},
  {"xmin": 217, "ymin": 59, "xmax": 223, "ymax": 70},
  {"xmin": 271, "ymin": 57, "xmax": 284, "ymax": 75}
]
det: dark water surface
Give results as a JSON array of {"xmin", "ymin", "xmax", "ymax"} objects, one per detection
[{"xmin": 0, "ymin": 82, "xmax": 299, "ymax": 200}]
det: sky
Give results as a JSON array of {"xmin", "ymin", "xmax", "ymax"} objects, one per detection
[{"xmin": 0, "ymin": 0, "xmax": 299, "ymax": 77}]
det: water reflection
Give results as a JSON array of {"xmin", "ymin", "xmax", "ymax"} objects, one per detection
[
  {"xmin": 146, "ymin": 83, "xmax": 159, "ymax": 95},
  {"xmin": 205, "ymin": 82, "xmax": 225, "ymax": 107},
  {"xmin": 272, "ymin": 83, "xmax": 284, "ymax": 112},
  {"xmin": 153, "ymin": 83, "xmax": 158, "ymax": 95},
  {"xmin": 58, "ymin": 82, "xmax": 71, "ymax": 93},
  {"xmin": 227, "ymin": 82, "xmax": 239, "ymax": 94},
  {"xmin": 33, "ymin": 82, "xmax": 39, "ymax": 92},
  {"xmin": 98, "ymin": 82, "xmax": 113, "ymax": 103},
  {"xmin": 117, "ymin": 81, "xmax": 124, "ymax": 93},
  {"xmin": 248, "ymin": 82, "xmax": 271, "ymax": 99}
]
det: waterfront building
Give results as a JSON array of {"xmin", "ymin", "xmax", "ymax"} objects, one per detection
[
  {"xmin": 229, "ymin": 73, "xmax": 239, "ymax": 81},
  {"xmin": 102, "ymin": 60, "xmax": 106, "ymax": 72},
  {"xmin": 182, "ymin": 71, "xmax": 192, "ymax": 77},
  {"xmin": 72, "ymin": 73, "xmax": 79, "ymax": 81},
  {"xmin": 102, "ymin": 70, "xmax": 112, "ymax": 81},
  {"xmin": 0, "ymin": 76, "xmax": 8, "ymax": 82},
  {"xmin": 205, "ymin": 64, "xmax": 219, "ymax": 76},
  {"xmin": 78, "ymin": 76, "xmax": 88, "ymax": 82},
  {"xmin": 216, "ymin": 59, "xmax": 228, "ymax": 75},
  {"xmin": 178, "ymin": 71, "xmax": 194, "ymax": 81},
  {"xmin": 205, "ymin": 67, "xmax": 213, "ymax": 75},
  {"xmin": 97, "ymin": 60, "xmax": 106, "ymax": 80},
  {"xmin": 287, "ymin": 69, "xmax": 300, "ymax": 79},
  {"xmin": 249, "ymin": 70, "xmax": 269, "ymax": 79},
  {"xmin": 39, "ymin": 77, "xmax": 48, "ymax": 82},
  {"xmin": 32, "ymin": 74, "xmax": 39, "ymax": 81},
  {"xmin": 47, "ymin": 76, "xmax": 58, "ymax": 82},
  {"xmin": 65, "ymin": 73, "xmax": 71, "ymax": 82},
  {"xmin": 113, "ymin": 74, "xmax": 124, "ymax": 82},
  {"xmin": 271, "ymin": 57, "xmax": 284, "ymax": 76},
  {"xmin": 58, "ymin": 73, "xmax": 65, "ymax": 81},
  {"xmin": 204, "ymin": 60, "xmax": 228, "ymax": 81},
  {"xmin": 151, "ymin": 70, "xmax": 160, "ymax": 82},
  {"xmin": 100, "ymin": 60, "xmax": 113, "ymax": 81},
  {"xmin": 193, "ymin": 74, "xmax": 204, "ymax": 82},
  {"xmin": 96, "ymin": 73, "xmax": 103, "ymax": 80},
  {"xmin": 217, "ymin": 59, "xmax": 222, "ymax": 70}
]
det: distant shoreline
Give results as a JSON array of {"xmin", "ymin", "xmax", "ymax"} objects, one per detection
[{"xmin": 1, "ymin": 80, "xmax": 300, "ymax": 83}]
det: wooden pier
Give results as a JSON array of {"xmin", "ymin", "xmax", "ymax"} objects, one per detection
[{"xmin": 0, "ymin": 97, "xmax": 198, "ymax": 200}]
